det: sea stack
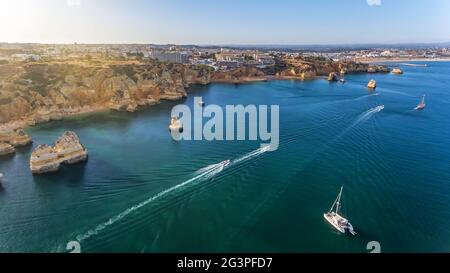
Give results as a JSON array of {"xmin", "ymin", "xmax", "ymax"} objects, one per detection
[
  {"xmin": 0, "ymin": 143, "xmax": 15, "ymax": 156},
  {"xmin": 368, "ymin": 79, "xmax": 377, "ymax": 89},
  {"xmin": 30, "ymin": 131, "xmax": 88, "ymax": 174},
  {"xmin": 392, "ymin": 68, "xmax": 403, "ymax": 74},
  {"xmin": 29, "ymin": 144, "xmax": 60, "ymax": 174},
  {"xmin": 0, "ymin": 128, "xmax": 32, "ymax": 147},
  {"xmin": 328, "ymin": 72, "xmax": 338, "ymax": 82}
]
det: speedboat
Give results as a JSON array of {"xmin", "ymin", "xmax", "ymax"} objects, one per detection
[
  {"xmin": 415, "ymin": 95, "xmax": 426, "ymax": 110},
  {"xmin": 324, "ymin": 186, "xmax": 356, "ymax": 235},
  {"xmin": 339, "ymin": 78, "xmax": 346, "ymax": 83},
  {"xmin": 221, "ymin": 160, "xmax": 231, "ymax": 168}
]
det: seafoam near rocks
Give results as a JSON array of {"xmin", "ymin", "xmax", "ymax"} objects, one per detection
[{"xmin": 30, "ymin": 131, "xmax": 88, "ymax": 174}]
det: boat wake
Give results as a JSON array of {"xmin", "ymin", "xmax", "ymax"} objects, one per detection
[
  {"xmin": 331, "ymin": 93, "xmax": 380, "ymax": 105},
  {"xmin": 233, "ymin": 145, "xmax": 271, "ymax": 165},
  {"xmin": 335, "ymin": 105, "xmax": 384, "ymax": 138},
  {"xmin": 75, "ymin": 161, "xmax": 227, "ymax": 243},
  {"xmin": 353, "ymin": 105, "xmax": 384, "ymax": 125},
  {"xmin": 72, "ymin": 146, "xmax": 270, "ymax": 244}
]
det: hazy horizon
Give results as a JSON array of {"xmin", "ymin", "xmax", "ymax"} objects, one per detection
[{"xmin": 1, "ymin": 0, "xmax": 449, "ymax": 45}]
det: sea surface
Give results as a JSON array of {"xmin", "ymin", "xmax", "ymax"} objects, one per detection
[{"xmin": 1, "ymin": 62, "xmax": 450, "ymax": 253}]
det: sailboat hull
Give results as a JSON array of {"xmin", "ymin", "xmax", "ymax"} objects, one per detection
[
  {"xmin": 324, "ymin": 213, "xmax": 356, "ymax": 235},
  {"xmin": 324, "ymin": 213, "xmax": 346, "ymax": 233}
]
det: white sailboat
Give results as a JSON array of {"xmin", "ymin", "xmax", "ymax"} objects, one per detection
[
  {"xmin": 324, "ymin": 186, "xmax": 356, "ymax": 235},
  {"xmin": 415, "ymin": 95, "xmax": 426, "ymax": 110}
]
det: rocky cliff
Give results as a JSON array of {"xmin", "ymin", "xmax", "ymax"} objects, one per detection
[
  {"xmin": 278, "ymin": 58, "xmax": 389, "ymax": 80},
  {"xmin": 0, "ymin": 58, "xmax": 387, "ymax": 127},
  {"xmin": 0, "ymin": 61, "xmax": 212, "ymax": 125}
]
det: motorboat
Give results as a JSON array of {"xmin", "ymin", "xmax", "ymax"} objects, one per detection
[
  {"xmin": 324, "ymin": 186, "xmax": 356, "ymax": 235},
  {"xmin": 220, "ymin": 160, "xmax": 231, "ymax": 168}
]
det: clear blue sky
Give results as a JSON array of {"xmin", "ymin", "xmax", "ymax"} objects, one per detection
[{"xmin": 1, "ymin": 0, "xmax": 449, "ymax": 44}]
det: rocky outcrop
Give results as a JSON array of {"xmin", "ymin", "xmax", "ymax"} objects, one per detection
[
  {"xmin": 368, "ymin": 79, "xmax": 377, "ymax": 89},
  {"xmin": 367, "ymin": 65, "xmax": 389, "ymax": 73},
  {"xmin": 278, "ymin": 58, "xmax": 389, "ymax": 80},
  {"xmin": 392, "ymin": 68, "xmax": 403, "ymax": 74},
  {"xmin": 328, "ymin": 72, "xmax": 338, "ymax": 82},
  {"xmin": 0, "ymin": 58, "xmax": 389, "ymax": 128},
  {"xmin": 0, "ymin": 62, "xmax": 212, "ymax": 125},
  {"xmin": 0, "ymin": 142, "xmax": 15, "ymax": 156},
  {"xmin": 211, "ymin": 67, "xmax": 266, "ymax": 82},
  {"xmin": 0, "ymin": 128, "xmax": 32, "ymax": 146},
  {"xmin": 29, "ymin": 144, "xmax": 60, "ymax": 174},
  {"xmin": 30, "ymin": 131, "xmax": 88, "ymax": 174}
]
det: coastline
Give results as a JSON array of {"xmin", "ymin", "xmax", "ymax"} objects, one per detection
[
  {"xmin": 0, "ymin": 72, "xmax": 380, "ymax": 131},
  {"xmin": 358, "ymin": 57, "xmax": 450, "ymax": 63},
  {"xmin": 0, "ymin": 105, "xmax": 110, "ymax": 132}
]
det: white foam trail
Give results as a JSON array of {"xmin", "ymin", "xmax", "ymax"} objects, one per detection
[
  {"xmin": 354, "ymin": 105, "xmax": 384, "ymax": 124},
  {"xmin": 72, "ymin": 146, "xmax": 271, "ymax": 244},
  {"xmin": 75, "ymin": 162, "xmax": 226, "ymax": 242},
  {"xmin": 332, "ymin": 93, "xmax": 380, "ymax": 105},
  {"xmin": 335, "ymin": 105, "xmax": 384, "ymax": 139},
  {"xmin": 233, "ymin": 146, "xmax": 271, "ymax": 165}
]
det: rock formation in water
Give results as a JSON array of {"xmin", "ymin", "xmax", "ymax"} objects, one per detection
[
  {"xmin": 30, "ymin": 131, "xmax": 88, "ymax": 174},
  {"xmin": 0, "ymin": 142, "xmax": 15, "ymax": 156},
  {"xmin": 0, "ymin": 128, "xmax": 32, "ymax": 146},
  {"xmin": 328, "ymin": 72, "xmax": 338, "ymax": 82},
  {"xmin": 0, "ymin": 127, "xmax": 32, "ymax": 156}
]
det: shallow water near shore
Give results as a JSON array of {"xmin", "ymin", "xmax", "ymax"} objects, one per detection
[{"xmin": 1, "ymin": 62, "xmax": 450, "ymax": 253}]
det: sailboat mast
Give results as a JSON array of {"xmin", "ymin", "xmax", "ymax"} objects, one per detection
[
  {"xmin": 336, "ymin": 186, "xmax": 343, "ymax": 214},
  {"xmin": 329, "ymin": 186, "xmax": 344, "ymax": 213}
]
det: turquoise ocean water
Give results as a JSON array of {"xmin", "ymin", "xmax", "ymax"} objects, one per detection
[{"xmin": 1, "ymin": 62, "xmax": 450, "ymax": 253}]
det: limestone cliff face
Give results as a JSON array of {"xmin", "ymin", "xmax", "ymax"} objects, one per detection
[
  {"xmin": 0, "ymin": 128, "xmax": 32, "ymax": 146},
  {"xmin": 279, "ymin": 59, "xmax": 389, "ymax": 80},
  {"xmin": 0, "ymin": 62, "xmax": 212, "ymax": 124},
  {"xmin": 211, "ymin": 67, "xmax": 266, "ymax": 82},
  {"xmin": 0, "ymin": 142, "xmax": 15, "ymax": 156}
]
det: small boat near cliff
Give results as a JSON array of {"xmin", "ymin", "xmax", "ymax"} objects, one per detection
[
  {"xmin": 339, "ymin": 78, "xmax": 346, "ymax": 83},
  {"xmin": 169, "ymin": 117, "xmax": 184, "ymax": 133},
  {"xmin": 324, "ymin": 186, "xmax": 356, "ymax": 235},
  {"xmin": 415, "ymin": 95, "xmax": 426, "ymax": 110}
]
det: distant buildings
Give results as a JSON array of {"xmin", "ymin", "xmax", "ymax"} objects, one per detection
[
  {"xmin": 150, "ymin": 50, "xmax": 189, "ymax": 64},
  {"xmin": 11, "ymin": 54, "xmax": 41, "ymax": 61}
]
